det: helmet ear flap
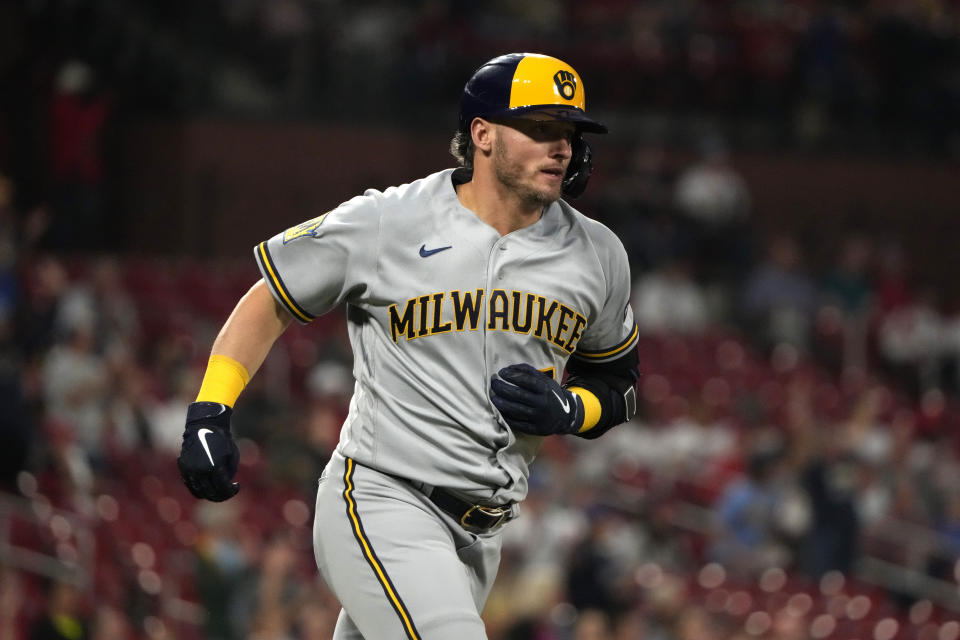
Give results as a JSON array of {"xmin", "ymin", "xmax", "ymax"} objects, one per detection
[{"xmin": 562, "ymin": 134, "xmax": 593, "ymax": 199}]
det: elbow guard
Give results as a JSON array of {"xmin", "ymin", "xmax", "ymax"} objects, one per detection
[{"xmin": 564, "ymin": 347, "xmax": 639, "ymax": 439}]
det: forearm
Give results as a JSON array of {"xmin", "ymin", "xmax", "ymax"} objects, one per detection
[
  {"xmin": 178, "ymin": 281, "xmax": 288, "ymax": 502},
  {"xmin": 565, "ymin": 347, "xmax": 639, "ymax": 439},
  {"xmin": 196, "ymin": 280, "xmax": 293, "ymax": 406}
]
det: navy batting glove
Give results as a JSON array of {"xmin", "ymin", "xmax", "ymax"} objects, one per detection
[
  {"xmin": 490, "ymin": 363, "xmax": 584, "ymax": 436},
  {"xmin": 177, "ymin": 402, "xmax": 240, "ymax": 502}
]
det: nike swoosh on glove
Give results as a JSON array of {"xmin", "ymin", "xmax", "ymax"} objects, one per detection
[
  {"xmin": 490, "ymin": 363, "xmax": 584, "ymax": 436},
  {"xmin": 177, "ymin": 401, "xmax": 240, "ymax": 502}
]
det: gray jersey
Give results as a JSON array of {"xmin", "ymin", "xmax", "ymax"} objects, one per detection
[{"xmin": 255, "ymin": 168, "xmax": 637, "ymax": 505}]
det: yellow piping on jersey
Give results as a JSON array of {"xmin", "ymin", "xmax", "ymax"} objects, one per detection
[
  {"xmin": 257, "ymin": 242, "xmax": 312, "ymax": 323},
  {"xmin": 343, "ymin": 458, "xmax": 421, "ymax": 640},
  {"xmin": 576, "ymin": 324, "xmax": 639, "ymax": 360}
]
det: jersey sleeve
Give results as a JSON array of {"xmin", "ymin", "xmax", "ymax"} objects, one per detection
[
  {"xmin": 573, "ymin": 226, "xmax": 639, "ymax": 363},
  {"xmin": 253, "ymin": 192, "xmax": 381, "ymax": 323}
]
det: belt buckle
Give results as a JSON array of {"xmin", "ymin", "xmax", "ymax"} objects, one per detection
[{"xmin": 460, "ymin": 504, "xmax": 506, "ymax": 531}]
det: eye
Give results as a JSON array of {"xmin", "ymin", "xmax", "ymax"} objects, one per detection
[{"xmin": 532, "ymin": 121, "xmax": 575, "ymax": 142}]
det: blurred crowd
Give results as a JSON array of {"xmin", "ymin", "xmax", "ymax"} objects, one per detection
[
  {"xmin": 599, "ymin": 136, "xmax": 960, "ymax": 406},
  {"xmin": 1, "ymin": 1, "xmax": 960, "ymax": 638},
  {"xmin": 1, "ymin": 140, "xmax": 960, "ymax": 638},
  {"xmin": 2, "ymin": 0, "xmax": 959, "ymax": 154}
]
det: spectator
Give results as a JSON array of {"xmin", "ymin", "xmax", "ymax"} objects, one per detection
[
  {"xmin": 877, "ymin": 286, "xmax": 942, "ymax": 398},
  {"xmin": 41, "ymin": 415, "xmax": 96, "ymax": 512},
  {"xmin": 146, "ymin": 366, "xmax": 200, "ymax": 454},
  {"xmin": 639, "ymin": 500, "xmax": 697, "ymax": 572},
  {"xmin": 822, "ymin": 234, "xmax": 874, "ymax": 319},
  {"xmin": 600, "ymin": 145, "xmax": 684, "ymax": 273},
  {"xmin": 245, "ymin": 533, "xmax": 303, "ymax": 639},
  {"xmin": 873, "ymin": 241, "xmax": 912, "ymax": 318},
  {"xmin": 192, "ymin": 500, "xmax": 256, "ymax": 640},
  {"xmin": 102, "ymin": 345, "xmax": 155, "ymax": 455},
  {"xmin": 501, "ymin": 479, "xmax": 588, "ymax": 570},
  {"xmin": 41, "ymin": 323, "xmax": 108, "ymax": 464},
  {"xmin": 711, "ymin": 438, "xmax": 791, "ymax": 574},
  {"xmin": 632, "ymin": 258, "xmax": 709, "ymax": 334},
  {"xmin": 741, "ymin": 235, "xmax": 818, "ymax": 352},
  {"xmin": 786, "ymin": 381, "xmax": 886, "ymax": 578},
  {"xmin": 673, "ymin": 135, "xmax": 753, "ymax": 286},
  {"xmin": 566, "ymin": 507, "xmax": 639, "ymax": 617},
  {"xmin": 47, "ymin": 60, "xmax": 112, "ymax": 250},
  {"xmin": 819, "ymin": 234, "xmax": 875, "ymax": 373},
  {"xmin": 17, "ymin": 256, "xmax": 69, "ymax": 362},
  {"xmin": 56, "ymin": 257, "xmax": 139, "ymax": 355}
]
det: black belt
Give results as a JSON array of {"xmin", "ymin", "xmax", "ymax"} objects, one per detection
[
  {"xmin": 366, "ymin": 460, "xmax": 513, "ymax": 533},
  {"xmin": 425, "ymin": 487, "xmax": 513, "ymax": 533}
]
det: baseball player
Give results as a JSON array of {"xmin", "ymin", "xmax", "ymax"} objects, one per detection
[{"xmin": 177, "ymin": 53, "xmax": 639, "ymax": 639}]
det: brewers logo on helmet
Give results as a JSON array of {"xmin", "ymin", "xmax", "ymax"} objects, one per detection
[
  {"xmin": 459, "ymin": 53, "xmax": 606, "ymax": 133},
  {"xmin": 459, "ymin": 53, "xmax": 607, "ymax": 198}
]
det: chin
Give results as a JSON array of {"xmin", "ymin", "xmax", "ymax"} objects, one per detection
[
  {"xmin": 525, "ymin": 178, "xmax": 561, "ymax": 201},
  {"xmin": 539, "ymin": 185, "xmax": 563, "ymax": 204},
  {"xmin": 520, "ymin": 188, "xmax": 559, "ymax": 209}
]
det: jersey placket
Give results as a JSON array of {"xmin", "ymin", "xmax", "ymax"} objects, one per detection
[
  {"xmin": 484, "ymin": 237, "xmax": 512, "ymax": 419},
  {"xmin": 485, "ymin": 234, "xmax": 531, "ymax": 501}
]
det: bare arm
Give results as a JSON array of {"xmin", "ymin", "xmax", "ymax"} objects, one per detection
[
  {"xmin": 210, "ymin": 279, "xmax": 293, "ymax": 377},
  {"xmin": 178, "ymin": 280, "xmax": 293, "ymax": 502}
]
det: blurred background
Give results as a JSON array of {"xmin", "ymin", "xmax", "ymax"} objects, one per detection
[{"xmin": 2, "ymin": 1, "xmax": 960, "ymax": 639}]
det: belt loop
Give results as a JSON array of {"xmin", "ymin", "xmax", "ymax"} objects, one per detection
[{"xmin": 407, "ymin": 478, "xmax": 433, "ymax": 497}]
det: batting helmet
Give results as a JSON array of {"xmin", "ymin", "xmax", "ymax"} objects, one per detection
[{"xmin": 458, "ymin": 53, "xmax": 607, "ymax": 198}]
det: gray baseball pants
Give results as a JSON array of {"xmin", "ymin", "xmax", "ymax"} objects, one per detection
[{"xmin": 313, "ymin": 452, "xmax": 504, "ymax": 640}]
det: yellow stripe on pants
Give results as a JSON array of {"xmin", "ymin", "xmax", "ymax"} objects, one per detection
[{"xmin": 343, "ymin": 458, "xmax": 421, "ymax": 640}]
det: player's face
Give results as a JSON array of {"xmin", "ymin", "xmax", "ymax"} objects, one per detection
[{"xmin": 490, "ymin": 115, "xmax": 576, "ymax": 207}]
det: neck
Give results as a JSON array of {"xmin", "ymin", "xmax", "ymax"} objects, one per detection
[{"xmin": 456, "ymin": 170, "xmax": 544, "ymax": 236}]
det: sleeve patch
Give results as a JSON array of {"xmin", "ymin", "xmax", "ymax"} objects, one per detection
[{"xmin": 283, "ymin": 213, "xmax": 329, "ymax": 244}]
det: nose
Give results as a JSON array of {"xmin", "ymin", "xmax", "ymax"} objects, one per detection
[{"xmin": 550, "ymin": 135, "xmax": 572, "ymax": 161}]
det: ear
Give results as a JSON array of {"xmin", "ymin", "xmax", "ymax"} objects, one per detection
[{"xmin": 470, "ymin": 117, "xmax": 495, "ymax": 153}]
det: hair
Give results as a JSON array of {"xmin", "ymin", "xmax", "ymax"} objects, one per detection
[{"xmin": 449, "ymin": 129, "xmax": 475, "ymax": 169}]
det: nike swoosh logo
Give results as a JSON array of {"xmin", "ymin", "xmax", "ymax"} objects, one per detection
[
  {"xmin": 552, "ymin": 390, "xmax": 570, "ymax": 413},
  {"xmin": 419, "ymin": 244, "xmax": 452, "ymax": 258},
  {"xmin": 198, "ymin": 428, "xmax": 216, "ymax": 466}
]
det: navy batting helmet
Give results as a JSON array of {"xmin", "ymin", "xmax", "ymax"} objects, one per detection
[{"xmin": 458, "ymin": 53, "xmax": 606, "ymax": 198}]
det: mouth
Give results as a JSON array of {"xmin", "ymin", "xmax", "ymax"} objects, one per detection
[{"xmin": 540, "ymin": 167, "xmax": 565, "ymax": 181}]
